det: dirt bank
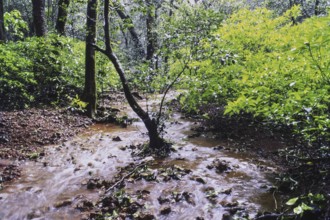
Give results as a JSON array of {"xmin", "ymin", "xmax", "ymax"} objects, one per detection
[{"xmin": 0, "ymin": 108, "xmax": 92, "ymax": 184}]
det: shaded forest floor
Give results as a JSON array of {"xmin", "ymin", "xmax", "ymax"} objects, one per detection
[{"xmin": 0, "ymin": 109, "xmax": 92, "ymax": 182}]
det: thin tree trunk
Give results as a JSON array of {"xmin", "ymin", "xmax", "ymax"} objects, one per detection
[
  {"xmin": 83, "ymin": 0, "xmax": 97, "ymax": 118},
  {"xmin": 113, "ymin": 2, "xmax": 145, "ymax": 57},
  {"xmin": 0, "ymin": 0, "xmax": 6, "ymax": 42},
  {"xmin": 97, "ymin": 0, "xmax": 165, "ymax": 150},
  {"xmin": 32, "ymin": 0, "xmax": 47, "ymax": 37},
  {"xmin": 56, "ymin": 0, "xmax": 70, "ymax": 35},
  {"xmin": 146, "ymin": 0, "xmax": 155, "ymax": 61},
  {"xmin": 314, "ymin": 0, "xmax": 320, "ymax": 15}
]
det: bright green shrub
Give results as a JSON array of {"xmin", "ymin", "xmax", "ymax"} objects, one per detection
[{"xmin": 181, "ymin": 7, "xmax": 330, "ymax": 143}]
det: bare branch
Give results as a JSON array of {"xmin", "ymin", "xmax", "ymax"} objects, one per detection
[
  {"xmin": 156, "ymin": 60, "xmax": 189, "ymax": 126},
  {"xmin": 91, "ymin": 44, "xmax": 107, "ymax": 54}
]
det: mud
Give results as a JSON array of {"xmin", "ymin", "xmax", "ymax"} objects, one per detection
[{"xmin": 0, "ymin": 94, "xmax": 282, "ymax": 219}]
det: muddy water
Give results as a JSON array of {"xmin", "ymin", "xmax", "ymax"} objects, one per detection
[{"xmin": 0, "ymin": 97, "xmax": 279, "ymax": 220}]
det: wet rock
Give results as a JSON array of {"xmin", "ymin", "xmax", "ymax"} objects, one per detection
[
  {"xmin": 129, "ymin": 144, "xmax": 136, "ymax": 149},
  {"xmin": 182, "ymin": 191, "xmax": 195, "ymax": 205},
  {"xmin": 160, "ymin": 205, "xmax": 171, "ymax": 215},
  {"xmin": 75, "ymin": 199, "xmax": 94, "ymax": 211},
  {"xmin": 27, "ymin": 209, "xmax": 42, "ymax": 219},
  {"xmin": 204, "ymin": 187, "xmax": 218, "ymax": 203},
  {"xmin": 213, "ymin": 145, "xmax": 224, "ymax": 151},
  {"xmin": 191, "ymin": 176, "xmax": 206, "ymax": 184},
  {"xmin": 119, "ymin": 146, "xmax": 127, "ymax": 151},
  {"xmin": 136, "ymin": 211, "xmax": 155, "ymax": 220},
  {"xmin": 127, "ymin": 202, "xmax": 142, "ymax": 214},
  {"xmin": 86, "ymin": 178, "xmax": 104, "ymax": 189},
  {"xmin": 136, "ymin": 190, "xmax": 150, "ymax": 199},
  {"xmin": 54, "ymin": 199, "xmax": 72, "ymax": 208},
  {"xmin": 207, "ymin": 159, "xmax": 231, "ymax": 174},
  {"xmin": 89, "ymin": 212, "xmax": 103, "ymax": 219},
  {"xmin": 222, "ymin": 212, "xmax": 231, "ymax": 220},
  {"xmin": 112, "ymin": 136, "xmax": 122, "ymax": 141},
  {"xmin": 220, "ymin": 200, "xmax": 239, "ymax": 208},
  {"xmin": 221, "ymin": 188, "xmax": 232, "ymax": 195},
  {"xmin": 158, "ymin": 195, "xmax": 170, "ymax": 204}
]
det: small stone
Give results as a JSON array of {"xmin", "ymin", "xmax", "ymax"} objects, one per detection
[
  {"xmin": 160, "ymin": 206, "xmax": 171, "ymax": 215},
  {"xmin": 222, "ymin": 212, "xmax": 231, "ymax": 220},
  {"xmin": 213, "ymin": 145, "xmax": 224, "ymax": 151},
  {"xmin": 112, "ymin": 136, "xmax": 122, "ymax": 141},
  {"xmin": 75, "ymin": 199, "xmax": 94, "ymax": 211},
  {"xmin": 137, "ymin": 211, "xmax": 155, "ymax": 220},
  {"xmin": 220, "ymin": 200, "xmax": 238, "ymax": 207},
  {"xmin": 221, "ymin": 188, "xmax": 232, "ymax": 195},
  {"xmin": 119, "ymin": 146, "xmax": 126, "ymax": 151},
  {"xmin": 54, "ymin": 199, "xmax": 72, "ymax": 208}
]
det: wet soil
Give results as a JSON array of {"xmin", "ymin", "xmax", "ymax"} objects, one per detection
[
  {"xmin": 0, "ymin": 93, "xmax": 286, "ymax": 219},
  {"xmin": 0, "ymin": 108, "xmax": 92, "ymax": 186}
]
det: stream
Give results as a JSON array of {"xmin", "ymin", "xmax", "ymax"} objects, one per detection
[{"xmin": 0, "ymin": 95, "xmax": 280, "ymax": 220}]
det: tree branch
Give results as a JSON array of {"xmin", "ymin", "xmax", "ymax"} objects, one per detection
[
  {"xmin": 156, "ymin": 60, "xmax": 189, "ymax": 126},
  {"xmin": 105, "ymin": 163, "xmax": 146, "ymax": 194},
  {"xmin": 91, "ymin": 43, "xmax": 106, "ymax": 54}
]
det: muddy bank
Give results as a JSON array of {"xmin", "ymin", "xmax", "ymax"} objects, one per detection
[
  {"xmin": 0, "ymin": 108, "xmax": 92, "ymax": 188},
  {"xmin": 0, "ymin": 108, "xmax": 92, "ymax": 160}
]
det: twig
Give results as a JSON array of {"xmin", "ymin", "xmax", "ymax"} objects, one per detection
[
  {"xmin": 105, "ymin": 163, "xmax": 145, "ymax": 194},
  {"xmin": 156, "ymin": 61, "xmax": 189, "ymax": 126},
  {"xmin": 272, "ymin": 190, "xmax": 278, "ymax": 211}
]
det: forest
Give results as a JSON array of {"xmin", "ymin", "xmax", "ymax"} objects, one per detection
[{"xmin": 0, "ymin": 0, "xmax": 329, "ymax": 219}]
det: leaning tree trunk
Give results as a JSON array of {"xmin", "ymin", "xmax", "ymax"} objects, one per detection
[
  {"xmin": 83, "ymin": 0, "xmax": 97, "ymax": 118},
  {"xmin": 56, "ymin": 0, "xmax": 70, "ymax": 35},
  {"xmin": 32, "ymin": 0, "xmax": 47, "ymax": 36},
  {"xmin": 95, "ymin": 0, "xmax": 166, "ymax": 151},
  {"xmin": 113, "ymin": 2, "xmax": 145, "ymax": 58},
  {"xmin": 0, "ymin": 0, "xmax": 6, "ymax": 42}
]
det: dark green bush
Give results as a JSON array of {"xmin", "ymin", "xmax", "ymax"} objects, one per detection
[{"xmin": 0, "ymin": 35, "xmax": 119, "ymax": 110}]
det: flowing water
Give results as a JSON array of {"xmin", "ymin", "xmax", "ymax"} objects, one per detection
[{"xmin": 0, "ymin": 95, "xmax": 279, "ymax": 220}]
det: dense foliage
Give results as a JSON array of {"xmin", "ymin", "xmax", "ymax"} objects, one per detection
[
  {"xmin": 179, "ymin": 7, "xmax": 330, "ymax": 144},
  {"xmin": 0, "ymin": 35, "xmax": 118, "ymax": 110}
]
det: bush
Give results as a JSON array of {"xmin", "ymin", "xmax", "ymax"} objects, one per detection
[
  {"xmin": 0, "ymin": 35, "xmax": 118, "ymax": 110},
  {"xmin": 179, "ymin": 7, "xmax": 330, "ymax": 144}
]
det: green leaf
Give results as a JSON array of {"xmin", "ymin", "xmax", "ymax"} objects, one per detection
[
  {"xmin": 301, "ymin": 202, "xmax": 313, "ymax": 211},
  {"xmin": 293, "ymin": 205, "xmax": 303, "ymax": 214},
  {"xmin": 286, "ymin": 197, "xmax": 299, "ymax": 206}
]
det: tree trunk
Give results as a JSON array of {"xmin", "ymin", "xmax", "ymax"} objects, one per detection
[
  {"xmin": 97, "ymin": 0, "xmax": 166, "ymax": 151},
  {"xmin": 56, "ymin": 0, "xmax": 70, "ymax": 35},
  {"xmin": 0, "ymin": 0, "xmax": 6, "ymax": 42},
  {"xmin": 32, "ymin": 0, "xmax": 47, "ymax": 37},
  {"xmin": 113, "ymin": 2, "xmax": 145, "ymax": 58},
  {"xmin": 314, "ymin": 0, "xmax": 320, "ymax": 15},
  {"xmin": 83, "ymin": 0, "xmax": 97, "ymax": 118},
  {"xmin": 146, "ymin": 0, "xmax": 155, "ymax": 61}
]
